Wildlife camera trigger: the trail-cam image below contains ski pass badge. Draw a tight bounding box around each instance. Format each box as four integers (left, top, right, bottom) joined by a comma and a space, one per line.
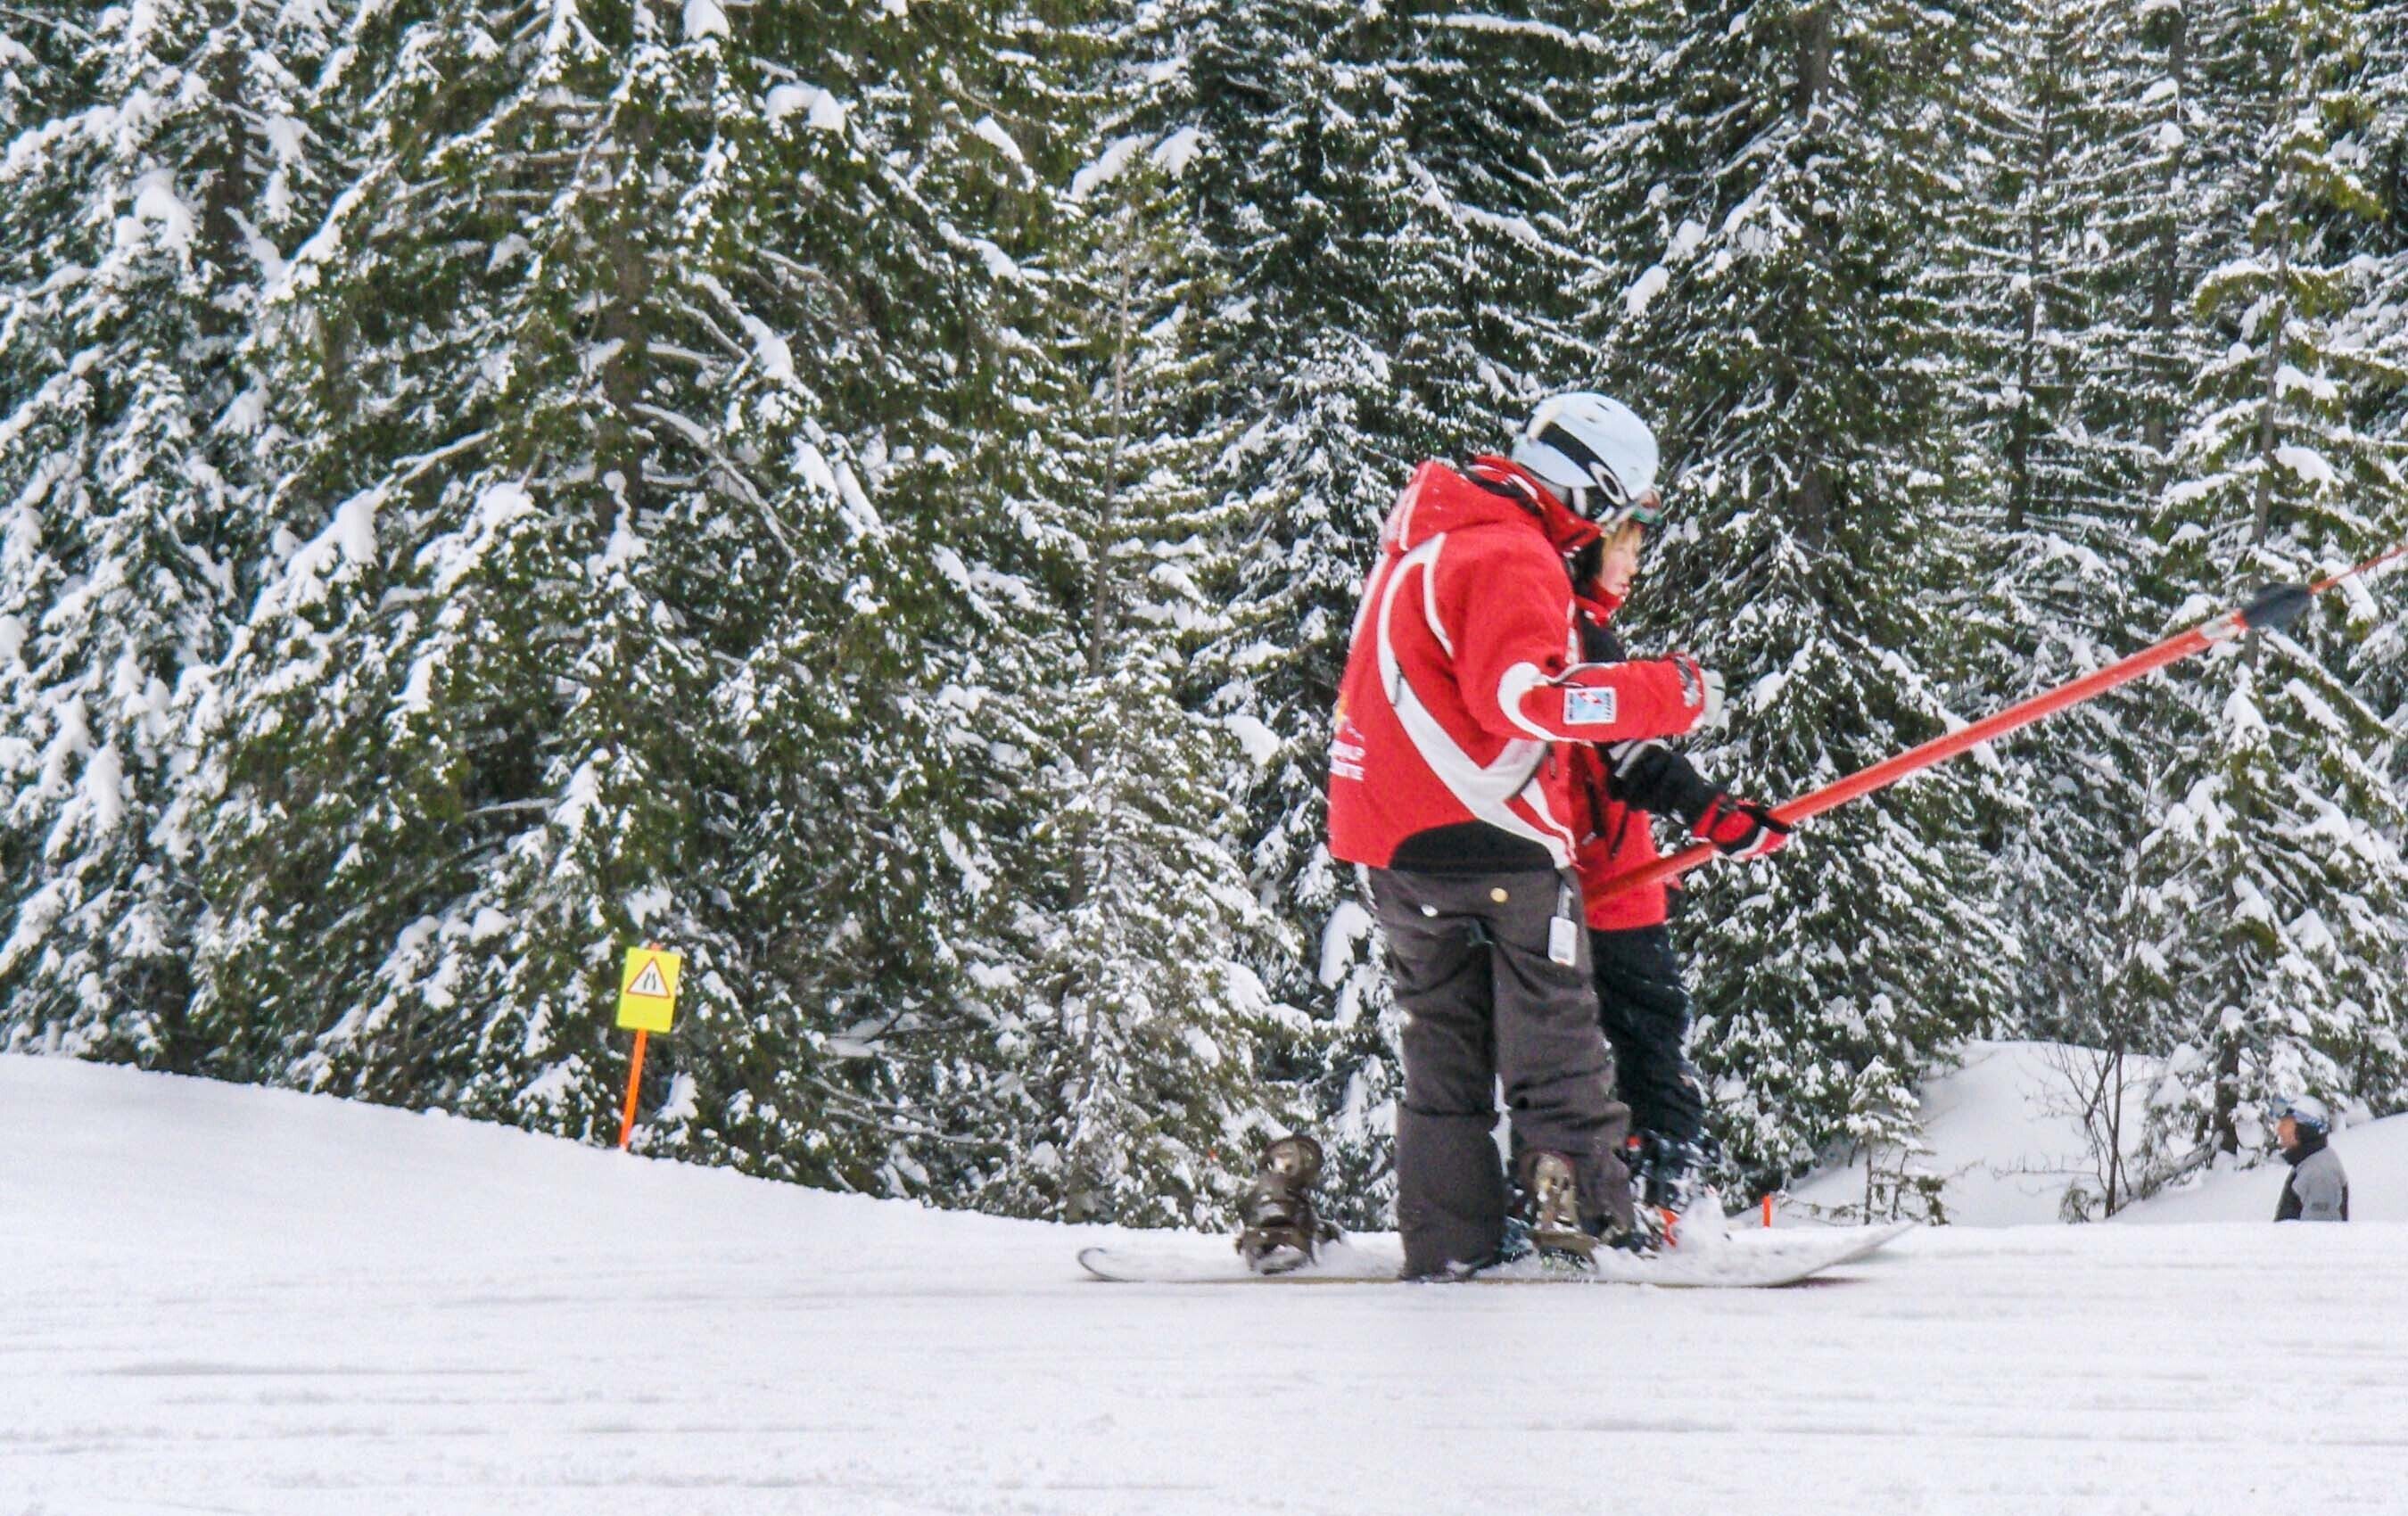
1563, 687, 1618, 726
1548, 915, 1579, 967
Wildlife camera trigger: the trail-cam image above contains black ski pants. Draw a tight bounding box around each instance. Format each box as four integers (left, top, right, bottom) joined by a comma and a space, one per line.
1591, 923, 1704, 1146
1369, 866, 1635, 1276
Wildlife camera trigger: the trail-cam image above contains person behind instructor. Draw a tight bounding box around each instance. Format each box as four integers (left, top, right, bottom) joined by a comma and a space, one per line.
1563, 511, 1791, 1228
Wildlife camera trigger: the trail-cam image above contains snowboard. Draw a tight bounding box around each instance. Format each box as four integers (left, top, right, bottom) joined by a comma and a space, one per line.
1077, 1222, 1911, 1289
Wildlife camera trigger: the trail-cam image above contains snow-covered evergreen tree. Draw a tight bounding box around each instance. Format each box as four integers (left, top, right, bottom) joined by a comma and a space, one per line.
1956, 0, 2113, 521
0, 0, 339, 1063
2090, 0, 2246, 484
1008, 112, 1300, 1224
2130, 0, 2408, 1174
700, 0, 1207, 1205
2330, 4, 2408, 740
187, 0, 848, 1144
2062, 0, 2253, 1102
1587, 0, 2014, 1191
1949, 0, 2165, 1049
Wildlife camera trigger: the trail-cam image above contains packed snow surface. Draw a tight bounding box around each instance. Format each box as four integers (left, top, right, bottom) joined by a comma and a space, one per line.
10, 1055, 2408, 1515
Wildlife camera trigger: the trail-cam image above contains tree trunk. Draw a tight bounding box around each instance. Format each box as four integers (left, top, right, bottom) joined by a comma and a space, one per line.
198, 11, 258, 338
2008, 10, 2067, 532
1794, 4, 1832, 121
2212, 1028, 2241, 1155
2142, 6, 2189, 470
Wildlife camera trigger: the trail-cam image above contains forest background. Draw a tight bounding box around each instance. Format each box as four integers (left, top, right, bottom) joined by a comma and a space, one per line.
4, 0, 2404, 1228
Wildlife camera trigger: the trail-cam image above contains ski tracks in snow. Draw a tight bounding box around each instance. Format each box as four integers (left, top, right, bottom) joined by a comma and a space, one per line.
7, 1057, 2408, 1515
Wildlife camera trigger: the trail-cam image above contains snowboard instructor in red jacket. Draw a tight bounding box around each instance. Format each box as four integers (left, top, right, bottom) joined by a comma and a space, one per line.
1325, 391, 1721, 1278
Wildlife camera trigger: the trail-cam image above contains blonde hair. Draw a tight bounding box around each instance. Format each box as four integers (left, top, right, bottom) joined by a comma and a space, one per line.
1605, 519, 1646, 556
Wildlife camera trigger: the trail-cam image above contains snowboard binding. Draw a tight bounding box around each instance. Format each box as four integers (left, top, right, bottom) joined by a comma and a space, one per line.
1522, 1150, 1599, 1265
1514, 1149, 1663, 1267
1235, 1134, 1339, 1275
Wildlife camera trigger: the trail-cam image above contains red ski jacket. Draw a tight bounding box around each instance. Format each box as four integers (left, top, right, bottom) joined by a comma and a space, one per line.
1326, 457, 1712, 872
1572, 589, 1669, 930
1569, 591, 1726, 930
1569, 747, 1669, 930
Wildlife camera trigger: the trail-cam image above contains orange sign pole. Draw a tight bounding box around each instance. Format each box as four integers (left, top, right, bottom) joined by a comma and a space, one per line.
617, 1028, 649, 1150
1761, 1192, 1775, 1229
611, 942, 682, 1152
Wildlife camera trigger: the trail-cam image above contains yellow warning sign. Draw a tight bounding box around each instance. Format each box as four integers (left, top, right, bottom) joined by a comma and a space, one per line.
615, 946, 682, 1033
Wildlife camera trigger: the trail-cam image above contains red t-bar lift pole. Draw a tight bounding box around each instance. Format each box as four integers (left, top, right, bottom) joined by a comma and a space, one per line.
1591, 545, 2408, 903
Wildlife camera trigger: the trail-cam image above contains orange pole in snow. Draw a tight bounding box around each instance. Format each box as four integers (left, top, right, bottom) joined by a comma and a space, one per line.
1762, 1193, 1774, 1229
617, 1028, 649, 1150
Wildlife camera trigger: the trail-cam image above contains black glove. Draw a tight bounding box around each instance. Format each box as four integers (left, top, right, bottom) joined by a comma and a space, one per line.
1604, 739, 1719, 821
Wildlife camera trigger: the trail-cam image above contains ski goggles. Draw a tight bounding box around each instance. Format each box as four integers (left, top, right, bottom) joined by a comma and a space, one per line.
1602, 489, 1664, 531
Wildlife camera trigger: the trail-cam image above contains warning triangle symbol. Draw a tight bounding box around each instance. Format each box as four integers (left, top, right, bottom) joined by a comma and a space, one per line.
629, 959, 670, 998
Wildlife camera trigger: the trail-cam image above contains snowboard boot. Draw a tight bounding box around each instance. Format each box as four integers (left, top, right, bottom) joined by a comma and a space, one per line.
1624, 1131, 1719, 1249
1234, 1134, 1335, 1274
1521, 1150, 1597, 1265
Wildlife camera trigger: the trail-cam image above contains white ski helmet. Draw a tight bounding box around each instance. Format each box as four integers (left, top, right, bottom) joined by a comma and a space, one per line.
1511, 391, 1662, 524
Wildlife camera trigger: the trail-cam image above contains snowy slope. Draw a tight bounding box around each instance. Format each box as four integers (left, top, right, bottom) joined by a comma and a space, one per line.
10, 1055, 2408, 1516
1777, 1038, 2407, 1229
1784, 1040, 2157, 1225
2120, 1111, 2408, 1224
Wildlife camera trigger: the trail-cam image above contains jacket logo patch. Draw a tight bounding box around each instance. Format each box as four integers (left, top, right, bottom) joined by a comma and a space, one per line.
1564, 687, 1618, 726
1330, 737, 1365, 782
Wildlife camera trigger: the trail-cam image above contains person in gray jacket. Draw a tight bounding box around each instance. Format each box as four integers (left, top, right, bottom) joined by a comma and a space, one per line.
2272, 1095, 2349, 1222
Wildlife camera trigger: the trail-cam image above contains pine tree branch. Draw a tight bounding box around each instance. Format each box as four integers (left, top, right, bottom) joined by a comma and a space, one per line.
800, 1072, 1002, 1150
625, 402, 799, 561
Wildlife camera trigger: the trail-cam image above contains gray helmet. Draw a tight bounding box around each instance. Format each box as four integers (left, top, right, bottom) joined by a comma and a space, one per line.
2271, 1094, 2331, 1136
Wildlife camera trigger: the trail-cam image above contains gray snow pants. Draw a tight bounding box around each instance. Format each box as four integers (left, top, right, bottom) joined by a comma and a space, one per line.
1369, 866, 1636, 1277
